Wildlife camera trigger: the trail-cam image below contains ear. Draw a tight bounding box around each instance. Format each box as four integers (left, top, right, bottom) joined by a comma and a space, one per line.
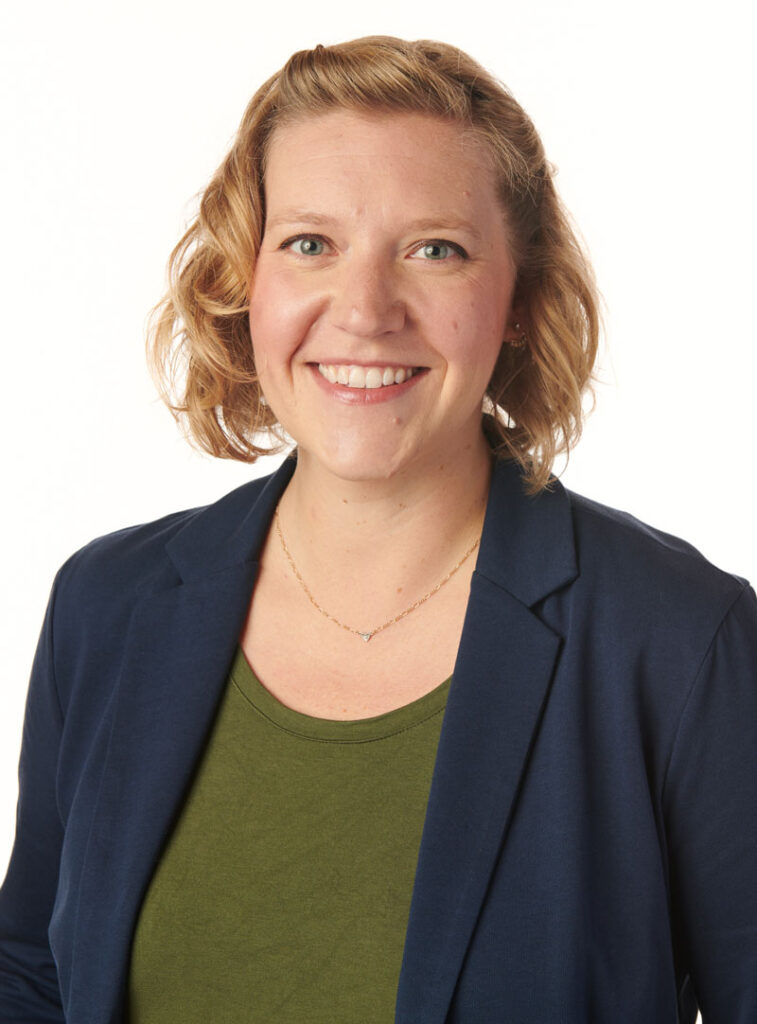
502, 298, 526, 343
502, 305, 528, 348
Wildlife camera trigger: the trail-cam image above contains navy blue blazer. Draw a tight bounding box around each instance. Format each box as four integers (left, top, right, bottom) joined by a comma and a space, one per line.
1, 457, 756, 1023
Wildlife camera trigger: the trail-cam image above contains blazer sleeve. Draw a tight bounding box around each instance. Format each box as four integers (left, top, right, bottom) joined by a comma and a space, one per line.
0, 571, 66, 1021
663, 583, 757, 1024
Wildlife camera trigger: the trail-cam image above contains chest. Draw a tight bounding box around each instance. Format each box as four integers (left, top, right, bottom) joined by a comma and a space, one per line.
239, 557, 473, 720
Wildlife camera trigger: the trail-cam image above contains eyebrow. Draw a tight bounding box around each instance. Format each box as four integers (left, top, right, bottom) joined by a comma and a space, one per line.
265, 209, 483, 241
265, 210, 334, 230
404, 217, 483, 242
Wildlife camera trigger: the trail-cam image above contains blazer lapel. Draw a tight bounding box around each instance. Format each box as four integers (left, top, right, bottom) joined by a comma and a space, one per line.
395, 461, 578, 1024
65, 460, 295, 1023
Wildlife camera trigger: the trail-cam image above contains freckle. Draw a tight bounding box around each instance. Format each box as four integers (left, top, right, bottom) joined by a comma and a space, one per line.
397, 587, 403, 594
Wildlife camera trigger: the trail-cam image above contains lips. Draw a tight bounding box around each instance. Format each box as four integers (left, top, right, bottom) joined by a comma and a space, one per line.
317, 364, 420, 389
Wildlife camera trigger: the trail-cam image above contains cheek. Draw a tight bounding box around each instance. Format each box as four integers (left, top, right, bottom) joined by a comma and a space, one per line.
251, 272, 329, 374
441, 297, 507, 372
440, 272, 511, 339
248, 271, 309, 369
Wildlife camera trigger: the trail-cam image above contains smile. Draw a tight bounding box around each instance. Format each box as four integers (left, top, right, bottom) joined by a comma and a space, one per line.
317, 364, 420, 389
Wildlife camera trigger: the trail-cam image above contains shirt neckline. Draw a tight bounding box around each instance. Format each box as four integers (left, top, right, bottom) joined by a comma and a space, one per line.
230, 646, 451, 743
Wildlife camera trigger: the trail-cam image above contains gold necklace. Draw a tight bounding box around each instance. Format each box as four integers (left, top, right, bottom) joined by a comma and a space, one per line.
274, 508, 481, 643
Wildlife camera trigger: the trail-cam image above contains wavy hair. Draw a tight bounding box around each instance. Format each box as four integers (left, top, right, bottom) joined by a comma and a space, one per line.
147, 36, 600, 491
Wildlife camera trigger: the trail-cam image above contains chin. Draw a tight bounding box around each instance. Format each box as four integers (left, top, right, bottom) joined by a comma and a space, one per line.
322, 455, 408, 484
300, 436, 424, 484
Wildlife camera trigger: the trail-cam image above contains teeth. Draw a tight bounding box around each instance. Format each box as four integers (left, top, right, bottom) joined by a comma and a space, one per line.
318, 364, 418, 389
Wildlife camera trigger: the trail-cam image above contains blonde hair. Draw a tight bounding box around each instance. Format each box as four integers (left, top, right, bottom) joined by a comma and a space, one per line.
148, 36, 600, 492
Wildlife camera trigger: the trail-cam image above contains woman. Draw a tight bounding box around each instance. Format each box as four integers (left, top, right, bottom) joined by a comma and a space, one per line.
1, 35, 755, 1024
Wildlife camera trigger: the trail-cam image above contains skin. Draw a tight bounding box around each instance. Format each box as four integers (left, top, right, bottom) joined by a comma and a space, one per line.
242, 109, 522, 717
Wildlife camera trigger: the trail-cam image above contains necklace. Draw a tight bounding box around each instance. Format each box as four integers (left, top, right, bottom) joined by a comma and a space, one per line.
274, 508, 481, 643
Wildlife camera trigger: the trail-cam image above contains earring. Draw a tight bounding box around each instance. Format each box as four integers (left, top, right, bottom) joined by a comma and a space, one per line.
508, 322, 528, 349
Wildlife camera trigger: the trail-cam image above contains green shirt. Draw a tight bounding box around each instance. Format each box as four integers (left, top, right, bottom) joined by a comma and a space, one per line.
127, 647, 450, 1022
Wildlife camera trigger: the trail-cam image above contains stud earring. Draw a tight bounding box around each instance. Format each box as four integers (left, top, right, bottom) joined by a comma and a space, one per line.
508, 322, 528, 349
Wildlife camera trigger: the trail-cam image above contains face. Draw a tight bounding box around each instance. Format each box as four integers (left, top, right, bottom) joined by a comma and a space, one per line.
249, 109, 519, 485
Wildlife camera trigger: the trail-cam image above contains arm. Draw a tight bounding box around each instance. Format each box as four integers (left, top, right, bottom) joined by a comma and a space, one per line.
663, 584, 757, 1024
0, 573, 66, 1021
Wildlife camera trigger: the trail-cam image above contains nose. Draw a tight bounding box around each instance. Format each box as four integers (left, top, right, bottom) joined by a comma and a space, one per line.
329, 255, 406, 338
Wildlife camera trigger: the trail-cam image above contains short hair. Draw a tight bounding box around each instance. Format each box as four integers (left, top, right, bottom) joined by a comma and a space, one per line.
147, 36, 600, 492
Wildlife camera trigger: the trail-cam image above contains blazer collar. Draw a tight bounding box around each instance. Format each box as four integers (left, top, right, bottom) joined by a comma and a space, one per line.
165, 454, 577, 603
165, 455, 296, 583
476, 458, 577, 606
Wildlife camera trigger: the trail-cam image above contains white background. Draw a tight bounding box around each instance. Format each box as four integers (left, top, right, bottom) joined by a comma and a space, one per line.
0, 2, 754, 1009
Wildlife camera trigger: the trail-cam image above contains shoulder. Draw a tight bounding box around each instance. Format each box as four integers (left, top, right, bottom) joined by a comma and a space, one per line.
51, 470, 277, 623
564, 486, 750, 644
566, 487, 747, 589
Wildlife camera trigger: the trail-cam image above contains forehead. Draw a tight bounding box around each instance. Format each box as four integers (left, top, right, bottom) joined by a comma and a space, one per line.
262, 109, 500, 219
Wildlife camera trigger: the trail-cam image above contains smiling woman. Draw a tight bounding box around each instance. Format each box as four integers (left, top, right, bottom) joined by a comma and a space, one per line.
148, 38, 597, 496
1, 35, 756, 1024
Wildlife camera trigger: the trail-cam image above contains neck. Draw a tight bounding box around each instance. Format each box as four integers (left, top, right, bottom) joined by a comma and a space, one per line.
275, 439, 492, 610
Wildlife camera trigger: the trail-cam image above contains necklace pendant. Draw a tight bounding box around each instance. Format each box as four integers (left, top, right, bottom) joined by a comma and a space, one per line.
358, 631, 373, 643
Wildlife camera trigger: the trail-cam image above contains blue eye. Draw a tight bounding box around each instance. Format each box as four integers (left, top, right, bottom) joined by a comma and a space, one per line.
413, 240, 466, 261
287, 236, 326, 256
422, 242, 451, 260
